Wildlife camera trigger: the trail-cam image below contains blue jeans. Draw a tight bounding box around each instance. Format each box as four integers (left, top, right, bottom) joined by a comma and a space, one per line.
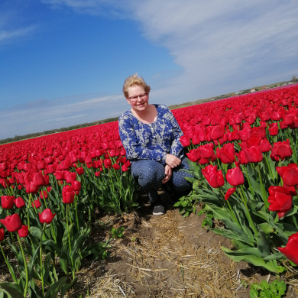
131, 157, 193, 203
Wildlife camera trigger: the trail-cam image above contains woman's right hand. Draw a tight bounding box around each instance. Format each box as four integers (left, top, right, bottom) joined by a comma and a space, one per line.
165, 154, 181, 168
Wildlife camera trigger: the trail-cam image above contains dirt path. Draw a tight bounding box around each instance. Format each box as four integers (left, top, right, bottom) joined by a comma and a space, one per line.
68, 190, 298, 298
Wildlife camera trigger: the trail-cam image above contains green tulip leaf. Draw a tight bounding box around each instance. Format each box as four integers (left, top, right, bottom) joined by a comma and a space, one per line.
257, 231, 271, 258
263, 252, 285, 261
60, 277, 78, 297
44, 276, 68, 298
0, 283, 23, 298
27, 245, 40, 280
43, 253, 52, 285
258, 223, 274, 234
29, 226, 42, 240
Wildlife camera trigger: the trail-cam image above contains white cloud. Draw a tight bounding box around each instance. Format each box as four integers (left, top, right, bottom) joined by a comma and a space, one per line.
42, 0, 298, 103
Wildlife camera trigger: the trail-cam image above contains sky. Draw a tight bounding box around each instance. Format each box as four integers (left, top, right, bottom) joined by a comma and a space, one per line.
1, 0, 298, 140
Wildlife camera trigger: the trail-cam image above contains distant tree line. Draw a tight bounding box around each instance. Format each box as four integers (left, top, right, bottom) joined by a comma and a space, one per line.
0, 116, 119, 145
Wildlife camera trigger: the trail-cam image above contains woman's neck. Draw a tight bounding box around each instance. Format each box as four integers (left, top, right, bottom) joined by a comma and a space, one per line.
131, 104, 157, 124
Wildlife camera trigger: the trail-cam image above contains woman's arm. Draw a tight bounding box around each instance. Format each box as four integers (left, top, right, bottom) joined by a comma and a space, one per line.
168, 110, 184, 157
118, 113, 166, 163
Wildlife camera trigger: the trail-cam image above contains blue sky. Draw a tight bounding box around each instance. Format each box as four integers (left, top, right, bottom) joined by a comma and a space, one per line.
1, 0, 298, 139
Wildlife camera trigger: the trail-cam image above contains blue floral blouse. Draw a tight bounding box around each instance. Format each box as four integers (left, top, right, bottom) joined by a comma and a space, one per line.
118, 104, 184, 164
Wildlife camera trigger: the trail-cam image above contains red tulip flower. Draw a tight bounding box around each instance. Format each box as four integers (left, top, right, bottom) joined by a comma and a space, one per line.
18, 225, 29, 238
104, 159, 112, 169
25, 181, 39, 194
32, 199, 41, 209
276, 163, 298, 186
225, 187, 236, 200
55, 171, 65, 180
39, 190, 48, 199
242, 146, 263, 163
211, 125, 224, 140
1, 196, 15, 209
226, 167, 244, 186
260, 139, 272, 152
112, 164, 120, 170
39, 209, 56, 224
202, 165, 225, 188
0, 228, 4, 242
0, 214, 22, 232
270, 139, 292, 161
268, 186, 292, 218
71, 180, 81, 191
76, 167, 84, 175
122, 164, 129, 172
278, 232, 298, 265
62, 185, 75, 204
268, 123, 278, 136
216, 143, 235, 164
180, 135, 191, 147
15, 197, 25, 208
186, 149, 200, 162
33, 172, 46, 186
65, 172, 77, 184
198, 143, 215, 159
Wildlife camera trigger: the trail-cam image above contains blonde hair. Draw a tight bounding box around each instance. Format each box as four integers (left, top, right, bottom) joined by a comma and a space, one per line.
122, 73, 151, 98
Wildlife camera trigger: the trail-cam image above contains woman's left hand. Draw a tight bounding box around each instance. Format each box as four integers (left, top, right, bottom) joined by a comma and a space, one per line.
162, 165, 172, 184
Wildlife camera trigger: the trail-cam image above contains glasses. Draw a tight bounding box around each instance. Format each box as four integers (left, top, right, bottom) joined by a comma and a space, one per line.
128, 93, 148, 102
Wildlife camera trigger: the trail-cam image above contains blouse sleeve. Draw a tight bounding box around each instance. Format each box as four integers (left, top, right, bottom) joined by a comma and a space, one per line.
118, 113, 167, 163
168, 109, 184, 157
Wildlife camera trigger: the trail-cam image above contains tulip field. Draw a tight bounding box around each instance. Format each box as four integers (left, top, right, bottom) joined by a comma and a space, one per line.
0, 84, 298, 297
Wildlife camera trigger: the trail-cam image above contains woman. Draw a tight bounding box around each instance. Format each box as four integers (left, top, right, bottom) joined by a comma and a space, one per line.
118, 74, 193, 215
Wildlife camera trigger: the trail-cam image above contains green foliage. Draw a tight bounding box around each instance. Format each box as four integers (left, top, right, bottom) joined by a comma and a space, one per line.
111, 227, 125, 238
250, 279, 287, 298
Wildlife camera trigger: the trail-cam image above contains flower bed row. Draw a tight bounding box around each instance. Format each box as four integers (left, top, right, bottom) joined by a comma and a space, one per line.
0, 84, 298, 296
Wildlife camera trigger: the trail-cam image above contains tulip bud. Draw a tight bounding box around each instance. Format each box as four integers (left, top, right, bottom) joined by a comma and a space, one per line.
18, 225, 29, 238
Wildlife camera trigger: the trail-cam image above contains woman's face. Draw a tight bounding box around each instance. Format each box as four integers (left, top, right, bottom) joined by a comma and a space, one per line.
126, 85, 149, 112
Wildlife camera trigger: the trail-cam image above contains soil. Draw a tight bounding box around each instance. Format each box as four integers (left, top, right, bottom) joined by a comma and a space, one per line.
66, 189, 298, 298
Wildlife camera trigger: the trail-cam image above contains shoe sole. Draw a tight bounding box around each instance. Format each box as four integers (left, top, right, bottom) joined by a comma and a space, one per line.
153, 211, 165, 215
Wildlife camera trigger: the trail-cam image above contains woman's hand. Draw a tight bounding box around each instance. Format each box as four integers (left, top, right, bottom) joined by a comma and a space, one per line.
165, 154, 181, 168
162, 165, 172, 184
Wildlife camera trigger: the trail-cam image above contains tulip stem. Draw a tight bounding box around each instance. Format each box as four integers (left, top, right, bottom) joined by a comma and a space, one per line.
243, 166, 255, 199
219, 188, 240, 228
238, 186, 258, 237
0, 244, 18, 284
17, 234, 28, 297
256, 164, 269, 208
74, 195, 79, 231
66, 205, 75, 279
40, 224, 46, 296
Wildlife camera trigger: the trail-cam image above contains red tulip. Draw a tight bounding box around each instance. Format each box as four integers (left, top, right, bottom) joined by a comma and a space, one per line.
15, 197, 25, 208
268, 123, 278, 136
276, 163, 298, 186
71, 180, 81, 191
39, 209, 56, 224
278, 231, 298, 265
186, 149, 200, 162
18, 225, 29, 238
65, 172, 77, 184
32, 199, 41, 208
0, 214, 22, 232
122, 164, 129, 172
270, 139, 292, 161
54, 171, 65, 180
242, 146, 263, 163
25, 181, 39, 194
33, 172, 46, 186
62, 185, 75, 204
180, 135, 191, 147
0, 228, 4, 241
216, 143, 235, 164
202, 165, 225, 188
1, 196, 15, 209
95, 171, 101, 177
268, 186, 292, 218
225, 187, 236, 200
226, 167, 244, 186
198, 143, 215, 159
211, 125, 224, 140
76, 167, 84, 175
260, 139, 272, 152
40, 190, 48, 199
